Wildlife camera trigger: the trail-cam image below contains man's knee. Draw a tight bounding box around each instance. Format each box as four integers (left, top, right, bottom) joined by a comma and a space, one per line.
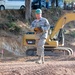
38, 39, 46, 45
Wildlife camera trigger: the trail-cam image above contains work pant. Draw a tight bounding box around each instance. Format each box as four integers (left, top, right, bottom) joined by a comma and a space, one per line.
36, 38, 46, 57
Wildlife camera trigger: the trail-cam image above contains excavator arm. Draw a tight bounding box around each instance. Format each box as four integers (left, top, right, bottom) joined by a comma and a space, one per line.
50, 12, 75, 39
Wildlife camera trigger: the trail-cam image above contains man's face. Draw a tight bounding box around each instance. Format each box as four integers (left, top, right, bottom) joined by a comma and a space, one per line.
35, 14, 42, 19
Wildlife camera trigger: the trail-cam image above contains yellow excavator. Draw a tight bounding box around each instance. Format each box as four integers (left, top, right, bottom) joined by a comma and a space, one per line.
23, 12, 75, 56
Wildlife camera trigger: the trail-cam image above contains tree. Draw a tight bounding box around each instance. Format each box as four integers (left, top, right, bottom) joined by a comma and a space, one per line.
38, 0, 41, 8
25, 0, 31, 21
56, 0, 58, 7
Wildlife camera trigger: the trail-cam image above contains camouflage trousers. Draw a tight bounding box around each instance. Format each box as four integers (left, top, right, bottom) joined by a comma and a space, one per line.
36, 38, 46, 57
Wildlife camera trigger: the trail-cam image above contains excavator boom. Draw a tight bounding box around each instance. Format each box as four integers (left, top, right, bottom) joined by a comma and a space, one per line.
50, 12, 75, 39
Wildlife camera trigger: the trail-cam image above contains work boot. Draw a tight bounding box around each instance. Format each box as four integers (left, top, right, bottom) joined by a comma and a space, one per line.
42, 56, 44, 64
35, 56, 44, 64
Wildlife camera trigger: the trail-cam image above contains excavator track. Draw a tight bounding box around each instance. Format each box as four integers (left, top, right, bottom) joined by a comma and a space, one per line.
26, 47, 73, 56
44, 47, 73, 55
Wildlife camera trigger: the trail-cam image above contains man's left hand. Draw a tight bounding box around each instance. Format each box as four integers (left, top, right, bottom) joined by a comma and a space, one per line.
34, 27, 43, 33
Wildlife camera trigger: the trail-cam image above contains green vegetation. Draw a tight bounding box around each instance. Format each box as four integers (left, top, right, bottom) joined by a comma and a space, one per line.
7, 22, 21, 34
64, 0, 75, 3
7, 14, 17, 22
70, 31, 75, 37
0, 22, 21, 34
49, 7, 63, 24
0, 12, 21, 34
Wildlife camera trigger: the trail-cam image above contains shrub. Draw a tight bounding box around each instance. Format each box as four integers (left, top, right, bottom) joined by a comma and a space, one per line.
7, 15, 17, 22
70, 31, 75, 37
0, 22, 21, 34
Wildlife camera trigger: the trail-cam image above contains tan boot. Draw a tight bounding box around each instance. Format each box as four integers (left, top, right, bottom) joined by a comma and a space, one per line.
35, 56, 44, 64
42, 56, 44, 64
35, 56, 42, 64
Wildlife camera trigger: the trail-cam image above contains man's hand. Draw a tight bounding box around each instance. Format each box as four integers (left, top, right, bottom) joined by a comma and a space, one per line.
34, 27, 43, 33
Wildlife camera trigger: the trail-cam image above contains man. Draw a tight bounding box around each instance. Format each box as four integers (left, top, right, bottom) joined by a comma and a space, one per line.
31, 9, 50, 64
46, 0, 49, 9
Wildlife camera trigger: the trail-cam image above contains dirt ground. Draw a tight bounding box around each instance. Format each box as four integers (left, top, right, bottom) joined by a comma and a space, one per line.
0, 10, 75, 75
0, 55, 75, 75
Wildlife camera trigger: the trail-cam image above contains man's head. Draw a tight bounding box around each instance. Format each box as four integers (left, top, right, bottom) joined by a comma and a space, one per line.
35, 9, 42, 19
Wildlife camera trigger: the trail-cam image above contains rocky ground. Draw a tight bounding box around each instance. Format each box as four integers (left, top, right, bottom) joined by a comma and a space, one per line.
0, 55, 75, 75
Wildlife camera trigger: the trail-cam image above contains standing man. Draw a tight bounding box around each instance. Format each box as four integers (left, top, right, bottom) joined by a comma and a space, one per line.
31, 9, 50, 64
46, 0, 49, 9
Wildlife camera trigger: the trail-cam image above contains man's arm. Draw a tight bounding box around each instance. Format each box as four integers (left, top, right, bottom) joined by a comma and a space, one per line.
41, 19, 50, 32
31, 21, 35, 31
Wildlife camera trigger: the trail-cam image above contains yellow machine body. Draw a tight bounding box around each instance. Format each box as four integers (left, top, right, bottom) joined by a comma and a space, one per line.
23, 33, 58, 47
23, 12, 75, 48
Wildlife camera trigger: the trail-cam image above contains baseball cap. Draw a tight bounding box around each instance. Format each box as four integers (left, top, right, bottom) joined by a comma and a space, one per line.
35, 9, 42, 14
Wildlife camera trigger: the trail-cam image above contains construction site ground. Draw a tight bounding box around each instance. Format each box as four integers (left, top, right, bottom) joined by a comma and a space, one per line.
0, 9, 75, 75
0, 55, 75, 75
